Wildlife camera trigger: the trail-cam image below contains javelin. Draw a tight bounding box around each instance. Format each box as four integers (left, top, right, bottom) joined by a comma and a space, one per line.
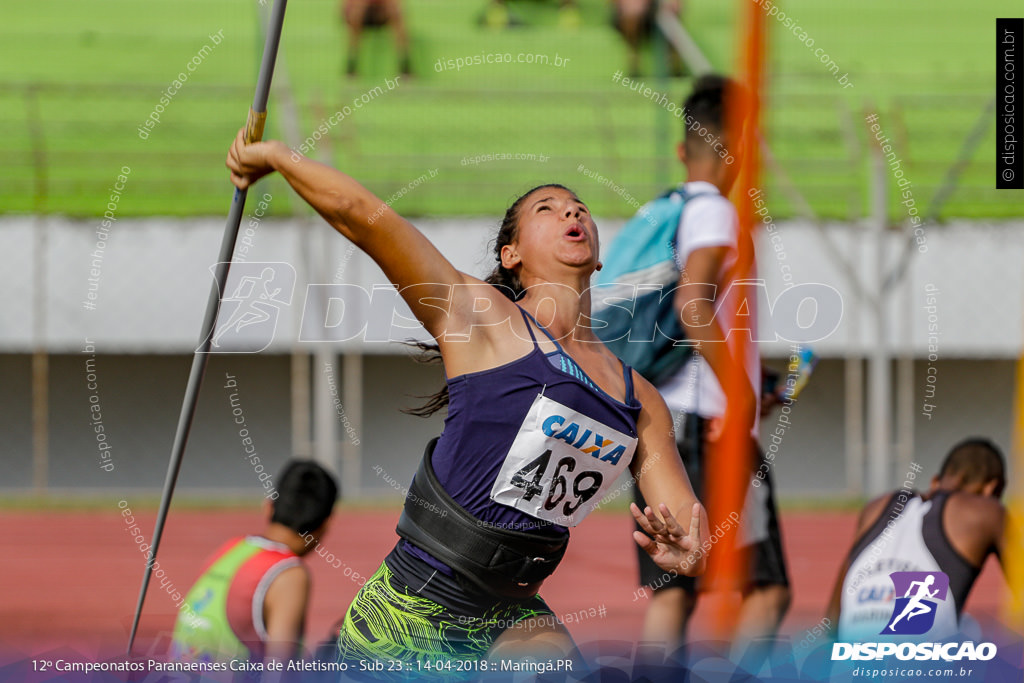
126, 0, 290, 654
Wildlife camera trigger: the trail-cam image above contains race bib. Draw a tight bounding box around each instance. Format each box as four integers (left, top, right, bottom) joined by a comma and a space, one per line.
490, 394, 638, 527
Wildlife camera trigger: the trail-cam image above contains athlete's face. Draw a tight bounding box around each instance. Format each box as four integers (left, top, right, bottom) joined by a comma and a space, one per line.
500, 187, 599, 279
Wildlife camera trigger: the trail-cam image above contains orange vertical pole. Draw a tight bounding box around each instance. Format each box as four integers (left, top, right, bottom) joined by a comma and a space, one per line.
705, 0, 765, 640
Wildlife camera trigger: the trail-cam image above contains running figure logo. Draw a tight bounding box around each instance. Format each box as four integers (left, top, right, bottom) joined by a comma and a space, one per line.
201, 262, 295, 353
882, 571, 950, 636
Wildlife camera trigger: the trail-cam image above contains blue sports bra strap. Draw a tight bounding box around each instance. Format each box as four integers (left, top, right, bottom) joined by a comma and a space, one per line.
622, 363, 636, 405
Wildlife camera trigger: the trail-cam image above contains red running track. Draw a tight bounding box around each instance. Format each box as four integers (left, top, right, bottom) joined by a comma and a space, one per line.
0, 507, 1005, 659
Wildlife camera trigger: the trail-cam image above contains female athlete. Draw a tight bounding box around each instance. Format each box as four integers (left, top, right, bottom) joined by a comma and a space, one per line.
226, 130, 708, 668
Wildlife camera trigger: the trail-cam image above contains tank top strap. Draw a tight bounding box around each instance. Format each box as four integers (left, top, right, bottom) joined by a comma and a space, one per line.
622, 363, 636, 405
922, 490, 980, 583
516, 306, 540, 347
518, 307, 565, 352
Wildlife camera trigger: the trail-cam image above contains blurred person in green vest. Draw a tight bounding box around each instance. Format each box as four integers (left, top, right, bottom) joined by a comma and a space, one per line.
171, 459, 338, 663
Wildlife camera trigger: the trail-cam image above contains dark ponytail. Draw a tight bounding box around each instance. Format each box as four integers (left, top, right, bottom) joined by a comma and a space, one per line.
404, 184, 575, 417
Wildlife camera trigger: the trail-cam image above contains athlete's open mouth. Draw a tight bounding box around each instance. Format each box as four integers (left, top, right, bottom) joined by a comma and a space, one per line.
564, 224, 586, 241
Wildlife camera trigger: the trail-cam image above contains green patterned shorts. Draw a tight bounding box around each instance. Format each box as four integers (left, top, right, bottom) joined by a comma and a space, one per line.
336, 560, 554, 673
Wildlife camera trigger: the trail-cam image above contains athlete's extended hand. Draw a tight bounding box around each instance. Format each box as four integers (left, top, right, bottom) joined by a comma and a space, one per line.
226, 128, 284, 190
631, 501, 706, 577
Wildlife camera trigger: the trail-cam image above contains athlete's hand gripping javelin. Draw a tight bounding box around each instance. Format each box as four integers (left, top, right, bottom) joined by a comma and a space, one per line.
227, 129, 280, 190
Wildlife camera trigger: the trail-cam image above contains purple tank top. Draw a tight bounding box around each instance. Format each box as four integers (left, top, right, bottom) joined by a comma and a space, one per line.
406, 305, 641, 568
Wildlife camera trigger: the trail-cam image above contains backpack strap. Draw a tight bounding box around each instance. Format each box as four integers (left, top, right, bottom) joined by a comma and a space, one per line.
673, 185, 718, 203
667, 185, 719, 267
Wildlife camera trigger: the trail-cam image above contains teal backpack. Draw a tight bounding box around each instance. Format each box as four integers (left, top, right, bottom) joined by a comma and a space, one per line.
592, 186, 710, 385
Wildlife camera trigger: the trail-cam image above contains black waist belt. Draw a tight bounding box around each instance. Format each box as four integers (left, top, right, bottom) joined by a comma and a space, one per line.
395, 438, 570, 600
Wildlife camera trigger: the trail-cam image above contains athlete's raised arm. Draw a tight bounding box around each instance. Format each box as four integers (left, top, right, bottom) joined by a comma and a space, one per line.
225, 130, 491, 338
630, 375, 710, 577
